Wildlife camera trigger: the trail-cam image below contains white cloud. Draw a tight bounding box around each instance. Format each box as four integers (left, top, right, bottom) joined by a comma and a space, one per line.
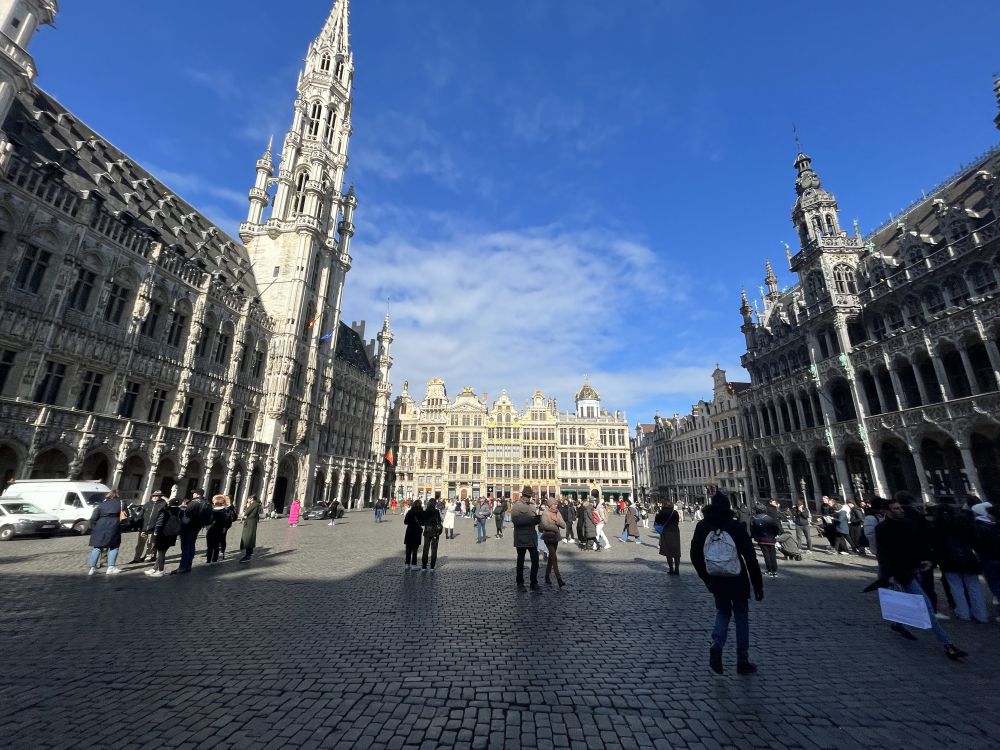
343, 209, 732, 419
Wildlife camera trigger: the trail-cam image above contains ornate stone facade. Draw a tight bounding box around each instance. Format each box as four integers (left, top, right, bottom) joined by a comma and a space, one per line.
0, 1, 392, 510
637, 368, 750, 507
738, 97, 1000, 508
388, 378, 633, 502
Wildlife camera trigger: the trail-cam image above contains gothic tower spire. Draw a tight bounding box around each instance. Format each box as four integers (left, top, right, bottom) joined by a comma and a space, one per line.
994, 74, 1000, 131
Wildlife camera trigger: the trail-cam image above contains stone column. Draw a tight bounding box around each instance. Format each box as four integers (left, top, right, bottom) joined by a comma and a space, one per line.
872, 372, 889, 414
352, 473, 363, 508
786, 454, 801, 504
930, 353, 953, 401
764, 459, 778, 500
834, 454, 853, 501
868, 451, 889, 499
795, 396, 808, 432
887, 366, 906, 410
910, 361, 930, 405
908, 444, 933, 508
958, 348, 979, 395
807, 458, 823, 513
956, 442, 985, 501
334, 469, 345, 506
982, 339, 1000, 388
747, 459, 760, 505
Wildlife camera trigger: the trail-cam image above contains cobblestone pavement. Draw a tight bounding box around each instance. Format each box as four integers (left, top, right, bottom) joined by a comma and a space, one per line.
2, 511, 998, 750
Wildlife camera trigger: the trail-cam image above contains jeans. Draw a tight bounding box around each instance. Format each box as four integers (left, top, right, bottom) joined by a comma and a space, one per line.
178, 529, 198, 570
794, 524, 812, 550
516, 546, 539, 585
475, 517, 487, 542
421, 536, 439, 569
375, 509, 384, 523
595, 522, 610, 549
89, 547, 119, 568
983, 559, 1000, 604
942, 571, 989, 622
711, 592, 750, 662
899, 577, 951, 644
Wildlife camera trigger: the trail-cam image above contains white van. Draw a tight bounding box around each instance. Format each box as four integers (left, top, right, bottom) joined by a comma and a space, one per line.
1, 480, 113, 534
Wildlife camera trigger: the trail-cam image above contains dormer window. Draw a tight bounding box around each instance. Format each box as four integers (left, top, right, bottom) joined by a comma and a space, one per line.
320, 53, 331, 72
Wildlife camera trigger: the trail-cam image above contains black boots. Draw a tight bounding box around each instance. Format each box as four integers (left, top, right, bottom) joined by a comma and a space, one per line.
709, 644, 723, 675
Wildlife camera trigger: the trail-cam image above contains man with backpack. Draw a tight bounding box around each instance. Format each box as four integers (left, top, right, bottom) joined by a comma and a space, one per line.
174, 490, 210, 574
690, 490, 764, 676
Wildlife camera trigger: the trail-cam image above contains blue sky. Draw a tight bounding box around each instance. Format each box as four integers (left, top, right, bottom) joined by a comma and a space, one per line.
33, 1, 1000, 423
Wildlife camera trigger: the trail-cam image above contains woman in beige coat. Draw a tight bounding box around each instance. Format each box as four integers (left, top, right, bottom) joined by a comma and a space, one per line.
540, 499, 567, 587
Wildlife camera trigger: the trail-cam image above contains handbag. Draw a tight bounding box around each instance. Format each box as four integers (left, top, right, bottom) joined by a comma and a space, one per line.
878, 586, 932, 629
653, 523, 664, 535
619, 528, 629, 542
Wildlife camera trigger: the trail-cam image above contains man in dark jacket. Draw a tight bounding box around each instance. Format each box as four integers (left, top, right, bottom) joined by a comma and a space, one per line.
690, 491, 764, 675
510, 485, 542, 592
174, 490, 205, 574
875, 499, 966, 660
129, 490, 166, 564
793, 501, 813, 552
559, 499, 576, 543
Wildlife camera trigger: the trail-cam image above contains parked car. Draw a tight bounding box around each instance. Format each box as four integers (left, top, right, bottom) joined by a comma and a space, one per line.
0, 501, 62, 541
303, 504, 331, 521
1, 479, 111, 534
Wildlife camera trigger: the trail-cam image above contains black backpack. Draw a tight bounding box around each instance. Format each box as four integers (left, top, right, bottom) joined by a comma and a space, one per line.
162, 509, 181, 537
195, 498, 214, 527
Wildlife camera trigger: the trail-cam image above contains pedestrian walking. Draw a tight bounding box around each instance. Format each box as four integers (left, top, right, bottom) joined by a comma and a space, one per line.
443, 498, 456, 539
493, 496, 506, 538
875, 498, 967, 660
390, 497, 398, 515
239, 495, 262, 563
129, 490, 166, 564
375, 497, 386, 523
219, 495, 236, 559
690, 491, 764, 675
847, 500, 866, 555
654, 501, 681, 574
539, 498, 566, 587
474, 496, 491, 543
144, 497, 181, 578
620, 498, 641, 543
287, 498, 301, 527
421, 499, 442, 572
87, 491, 124, 576
205, 494, 232, 564
511, 485, 542, 592
792, 501, 813, 552
579, 498, 598, 550
593, 491, 611, 550
974, 503, 1000, 621
933, 503, 988, 623
560, 498, 576, 543
751, 506, 781, 577
404, 499, 423, 570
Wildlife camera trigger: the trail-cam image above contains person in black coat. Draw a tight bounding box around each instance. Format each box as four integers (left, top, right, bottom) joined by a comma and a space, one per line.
420, 500, 443, 572
205, 495, 233, 565
751, 506, 781, 577
654, 501, 681, 574
690, 491, 764, 675
559, 499, 577, 543
875, 499, 966, 660
87, 492, 124, 576
145, 498, 182, 577
128, 491, 166, 564
403, 499, 423, 570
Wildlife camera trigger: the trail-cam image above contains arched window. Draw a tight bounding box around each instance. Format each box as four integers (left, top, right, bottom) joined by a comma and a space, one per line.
811, 216, 822, 236
324, 109, 337, 145
885, 305, 904, 331
805, 272, 826, 303
923, 285, 945, 314
320, 53, 331, 72
825, 214, 836, 234
870, 313, 885, 338
307, 101, 323, 138
335, 60, 344, 79
833, 264, 857, 294
968, 263, 998, 295
293, 171, 308, 215
944, 276, 968, 307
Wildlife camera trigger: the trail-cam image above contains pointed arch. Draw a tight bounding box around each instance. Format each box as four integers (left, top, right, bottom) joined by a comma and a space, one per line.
832, 264, 857, 294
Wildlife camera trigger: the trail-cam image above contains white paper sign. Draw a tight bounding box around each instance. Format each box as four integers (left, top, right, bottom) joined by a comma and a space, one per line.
878, 588, 932, 630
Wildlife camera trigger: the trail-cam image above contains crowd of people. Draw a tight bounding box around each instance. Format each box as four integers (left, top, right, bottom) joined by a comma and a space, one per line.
85, 489, 264, 577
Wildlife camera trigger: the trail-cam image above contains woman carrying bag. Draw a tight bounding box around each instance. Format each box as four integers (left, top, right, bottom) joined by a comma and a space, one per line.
655, 501, 682, 575
87, 491, 124, 576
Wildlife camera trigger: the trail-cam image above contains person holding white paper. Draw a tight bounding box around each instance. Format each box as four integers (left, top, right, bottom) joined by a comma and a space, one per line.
875, 500, 967, 661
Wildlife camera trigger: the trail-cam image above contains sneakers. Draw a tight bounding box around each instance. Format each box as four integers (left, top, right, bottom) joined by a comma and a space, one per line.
737, 661, 758, 675
105, 567, 122, 575
934, 612, 951, 621
405, 564, 411, 570
421, 568, 428, 573
429, 568, 435, 574
529, 583, 542, 593
144, 569, 157, 576
709, 644, 723, 675
87, 567, 97, 576
148, 570, 164, 578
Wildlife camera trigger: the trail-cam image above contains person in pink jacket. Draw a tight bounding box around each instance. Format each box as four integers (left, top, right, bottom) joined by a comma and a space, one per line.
288, 498, 301, 527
